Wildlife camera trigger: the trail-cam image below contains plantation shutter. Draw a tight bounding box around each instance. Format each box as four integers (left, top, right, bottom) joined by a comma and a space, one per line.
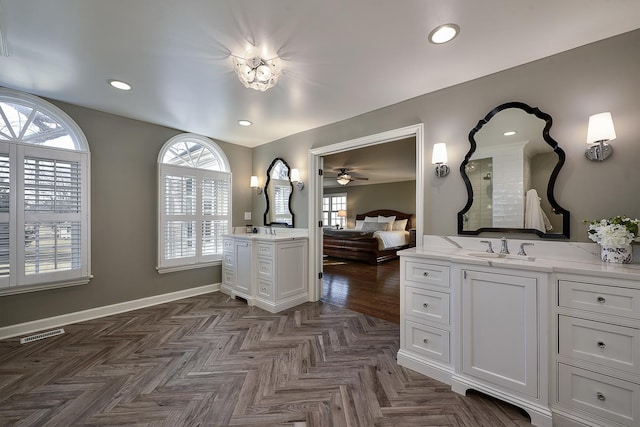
21, 147, 87, 286
158, 164, 230, 269
201, 172, 230, 258
0, 153, 9, 286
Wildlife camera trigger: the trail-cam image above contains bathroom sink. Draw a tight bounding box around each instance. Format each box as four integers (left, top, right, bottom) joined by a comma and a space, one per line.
466, 252, 504, 258
466, 252, 537, 262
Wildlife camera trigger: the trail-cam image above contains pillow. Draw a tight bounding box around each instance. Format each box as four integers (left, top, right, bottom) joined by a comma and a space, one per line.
354, 220, 365, 230
378, 215, 396, 229
392, 218, 408, 231
364, 216, 378, 223
362, 221, 390, 231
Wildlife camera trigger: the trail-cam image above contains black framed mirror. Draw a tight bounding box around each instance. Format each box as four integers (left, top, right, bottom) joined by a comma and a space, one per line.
458, 101, 570, 239
263, 157, 294, 227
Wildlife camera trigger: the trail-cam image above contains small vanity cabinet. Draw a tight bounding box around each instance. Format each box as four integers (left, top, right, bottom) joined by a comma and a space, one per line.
554, 273, 640, 427
222, 234, 308, 313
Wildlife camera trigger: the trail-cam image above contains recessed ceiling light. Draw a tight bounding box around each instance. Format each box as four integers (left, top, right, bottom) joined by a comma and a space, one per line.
107, 79, 132, 91
238, 120, 252, 126
428, 24, 460, 44
503, 131, 517, 136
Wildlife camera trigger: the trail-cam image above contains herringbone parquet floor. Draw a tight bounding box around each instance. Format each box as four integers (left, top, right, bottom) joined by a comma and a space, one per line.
0, 293, 531, 426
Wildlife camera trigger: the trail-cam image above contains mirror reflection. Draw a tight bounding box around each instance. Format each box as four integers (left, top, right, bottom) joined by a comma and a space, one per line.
264, 158, 294, 227
458, 102, 570, 239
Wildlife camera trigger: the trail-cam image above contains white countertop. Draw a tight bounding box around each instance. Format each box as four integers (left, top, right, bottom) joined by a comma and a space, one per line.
225, 227, 308, 241
400, 235, 640, 281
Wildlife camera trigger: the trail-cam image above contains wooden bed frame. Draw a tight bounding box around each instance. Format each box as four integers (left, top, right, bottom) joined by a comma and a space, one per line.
322, 209, 413, 264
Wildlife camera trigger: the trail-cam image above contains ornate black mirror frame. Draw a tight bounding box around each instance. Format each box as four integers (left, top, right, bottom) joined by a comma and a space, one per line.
457, 101, 570, 239
263, 157, 295, 227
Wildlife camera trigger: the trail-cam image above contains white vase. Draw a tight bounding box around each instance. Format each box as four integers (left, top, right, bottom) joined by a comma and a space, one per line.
600, 245, 633, 264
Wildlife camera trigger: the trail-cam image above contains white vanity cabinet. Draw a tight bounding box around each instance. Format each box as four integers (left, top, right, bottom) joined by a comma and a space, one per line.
221, 235, 308, 313
398, 251, 552, 427
554, 273, 640, 427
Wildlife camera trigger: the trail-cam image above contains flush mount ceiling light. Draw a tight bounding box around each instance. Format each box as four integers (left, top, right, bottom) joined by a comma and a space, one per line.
232, 47, 281, 92
238, 120, 252, 126
428, 23, 460, 44
504, 131, 517, 136
107, 79, 132, 91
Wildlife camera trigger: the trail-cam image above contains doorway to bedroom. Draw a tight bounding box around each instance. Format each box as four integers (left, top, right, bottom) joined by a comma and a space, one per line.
308, 124, 425, 322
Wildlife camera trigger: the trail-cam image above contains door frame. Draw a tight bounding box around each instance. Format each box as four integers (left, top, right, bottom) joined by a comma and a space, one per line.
307, 123, 425, 301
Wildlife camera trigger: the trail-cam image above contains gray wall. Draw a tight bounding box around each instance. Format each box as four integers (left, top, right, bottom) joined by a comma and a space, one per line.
0, 101, 252, 327
253, 30, 640, 239
325, 181, 416, 229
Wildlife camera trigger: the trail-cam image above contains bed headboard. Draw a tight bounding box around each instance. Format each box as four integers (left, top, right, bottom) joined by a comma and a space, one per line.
355, 209, 414, 231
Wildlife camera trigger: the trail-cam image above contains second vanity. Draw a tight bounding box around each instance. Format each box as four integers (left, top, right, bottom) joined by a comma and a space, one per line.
398, 235, 640, 427
222, 229, 308, 313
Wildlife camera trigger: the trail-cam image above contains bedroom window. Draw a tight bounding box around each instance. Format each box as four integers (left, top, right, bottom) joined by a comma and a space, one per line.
0, 88, 91, 296
323, 193, 347, 228
157, 133, 231, 273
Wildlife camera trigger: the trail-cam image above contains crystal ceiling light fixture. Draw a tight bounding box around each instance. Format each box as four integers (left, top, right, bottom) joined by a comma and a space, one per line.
232, 47, 281, 92
428, 23, 460, 44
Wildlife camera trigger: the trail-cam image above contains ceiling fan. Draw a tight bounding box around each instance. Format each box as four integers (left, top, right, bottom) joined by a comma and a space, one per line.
327, 168, 369, 186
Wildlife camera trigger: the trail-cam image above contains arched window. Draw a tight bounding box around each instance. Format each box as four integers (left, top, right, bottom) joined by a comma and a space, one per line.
0, 88, 91, 294
157, 134, 231, 272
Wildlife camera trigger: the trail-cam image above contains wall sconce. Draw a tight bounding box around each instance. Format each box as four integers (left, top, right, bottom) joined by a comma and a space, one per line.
250, 175, 263, 194
586, 112, 616, 161
432, 143, 450, 177
290, 168, 304, 190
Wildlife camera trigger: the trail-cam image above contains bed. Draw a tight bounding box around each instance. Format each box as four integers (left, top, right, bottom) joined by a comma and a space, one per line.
322, 209, 413, 264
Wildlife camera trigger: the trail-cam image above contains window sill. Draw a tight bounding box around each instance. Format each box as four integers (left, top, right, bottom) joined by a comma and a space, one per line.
156, 260, 221, 274
0, 276, 93, 297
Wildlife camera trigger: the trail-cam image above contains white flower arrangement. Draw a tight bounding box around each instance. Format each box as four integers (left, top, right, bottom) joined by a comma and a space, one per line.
586, 215, 640, 247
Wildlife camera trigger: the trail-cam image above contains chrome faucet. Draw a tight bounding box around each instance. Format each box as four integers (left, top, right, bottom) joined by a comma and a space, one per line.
480, 240, 494, 253
499, 237, 510, 254
518, 242, 534, 256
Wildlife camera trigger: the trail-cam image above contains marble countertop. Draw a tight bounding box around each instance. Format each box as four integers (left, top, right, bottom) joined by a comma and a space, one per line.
399, 235, 640, 281
224, 228, 308, 241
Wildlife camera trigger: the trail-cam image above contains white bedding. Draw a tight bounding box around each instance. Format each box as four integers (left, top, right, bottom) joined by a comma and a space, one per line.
374, 230, 410, 250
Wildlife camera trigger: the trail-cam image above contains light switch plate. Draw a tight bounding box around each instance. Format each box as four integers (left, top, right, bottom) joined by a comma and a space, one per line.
244, 212, 251, 220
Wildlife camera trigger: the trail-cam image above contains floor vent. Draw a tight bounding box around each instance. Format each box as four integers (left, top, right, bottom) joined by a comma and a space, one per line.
20, 328, 65, 344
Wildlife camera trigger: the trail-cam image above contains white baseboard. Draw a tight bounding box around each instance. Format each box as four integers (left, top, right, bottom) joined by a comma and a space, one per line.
0, 283, 220, 341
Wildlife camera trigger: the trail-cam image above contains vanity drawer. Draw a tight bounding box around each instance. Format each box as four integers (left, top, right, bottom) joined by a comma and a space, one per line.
257, 242, 273, 258
402, 261, 450, 289
558, 363, 639, 426
558, 280, 640, 320
223, 268, 234, 286
223, 238, 234, 253
404, 320, 450, 363
223, 252, 234, 268
257, 279, 272, 298
404, 286, 450, 326
559, 315, 640, 374
257, 258, 273, 279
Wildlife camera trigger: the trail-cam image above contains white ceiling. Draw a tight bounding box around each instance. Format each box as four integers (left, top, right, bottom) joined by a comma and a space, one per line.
0, 1, 638, 148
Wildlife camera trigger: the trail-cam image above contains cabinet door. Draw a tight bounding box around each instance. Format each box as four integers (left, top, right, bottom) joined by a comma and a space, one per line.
462, 270, 538, 397
234, 241, 252, 294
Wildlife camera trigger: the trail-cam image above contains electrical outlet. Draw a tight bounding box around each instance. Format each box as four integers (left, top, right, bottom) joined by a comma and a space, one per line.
244, 212, 251, 220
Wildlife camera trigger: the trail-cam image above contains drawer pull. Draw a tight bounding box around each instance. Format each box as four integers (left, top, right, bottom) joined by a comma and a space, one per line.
423, 338, 429, 344
596, 392, 606, 402
422, 272, 429, 277
597, 296, 606, 304
597, 341, 606, 349
422, 303, 429, 309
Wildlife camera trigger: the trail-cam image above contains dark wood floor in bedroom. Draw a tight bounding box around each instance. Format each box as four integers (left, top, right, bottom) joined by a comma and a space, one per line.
321, 257, 401, 323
